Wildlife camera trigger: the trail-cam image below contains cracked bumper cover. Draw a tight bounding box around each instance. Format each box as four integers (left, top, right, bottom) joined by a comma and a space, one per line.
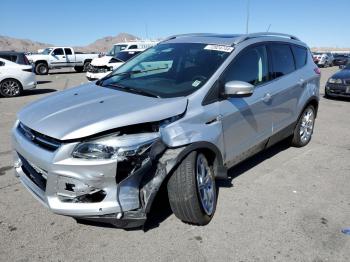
12, 124, 185, 228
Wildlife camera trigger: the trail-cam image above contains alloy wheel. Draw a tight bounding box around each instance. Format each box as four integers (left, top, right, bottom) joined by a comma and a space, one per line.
299, 108, 314, 143
196, 153, 215, 216
1, 80, 20, 97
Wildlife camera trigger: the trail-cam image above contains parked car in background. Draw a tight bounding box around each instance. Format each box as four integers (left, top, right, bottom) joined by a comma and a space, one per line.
0, 57, 36, 97
12, 32, 320, 228
0, 51, 31, 65
325, 63, 350, 98
26, 47, 99, 75
332, 54, 349, 66
313, 52, 334, 67
86, 49, 143, 80
106, 41, 158, 57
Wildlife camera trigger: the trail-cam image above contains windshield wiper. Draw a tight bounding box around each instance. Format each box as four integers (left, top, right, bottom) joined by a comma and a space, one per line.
106, 83, 160, 98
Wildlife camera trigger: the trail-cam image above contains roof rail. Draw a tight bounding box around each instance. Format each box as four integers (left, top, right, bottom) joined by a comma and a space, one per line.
233, 32, 300, 45
160, 33, 217, 43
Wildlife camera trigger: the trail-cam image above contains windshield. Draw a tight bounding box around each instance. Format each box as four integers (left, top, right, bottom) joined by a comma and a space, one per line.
107, 45, 127, 56
114, 51, 141, 62
41, 48, 53, 55
99, 43, 231, 98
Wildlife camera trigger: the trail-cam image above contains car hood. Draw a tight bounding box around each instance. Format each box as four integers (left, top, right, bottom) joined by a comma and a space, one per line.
331, 69, 350, 80
18, 83, 188, 140
91, 56, 113, 66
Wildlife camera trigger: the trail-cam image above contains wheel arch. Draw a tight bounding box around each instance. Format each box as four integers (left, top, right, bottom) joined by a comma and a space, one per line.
0, 77, 23, 88
301, 96, 319, 118
171, 141, 227, 179
35, 60, 48, 66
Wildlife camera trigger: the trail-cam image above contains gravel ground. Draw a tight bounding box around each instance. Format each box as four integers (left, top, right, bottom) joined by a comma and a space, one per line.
0, 67, 349, 262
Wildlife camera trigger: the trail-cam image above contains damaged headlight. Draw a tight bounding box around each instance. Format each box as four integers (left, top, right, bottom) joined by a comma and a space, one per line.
72, 132, 160, 160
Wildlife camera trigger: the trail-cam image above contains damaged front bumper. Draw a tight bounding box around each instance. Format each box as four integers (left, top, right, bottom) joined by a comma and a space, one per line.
12, 122, 183, 228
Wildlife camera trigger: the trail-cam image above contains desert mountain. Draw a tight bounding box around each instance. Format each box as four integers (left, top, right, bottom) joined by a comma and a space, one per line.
0, 33, 139, 53
0, 35, 52, 52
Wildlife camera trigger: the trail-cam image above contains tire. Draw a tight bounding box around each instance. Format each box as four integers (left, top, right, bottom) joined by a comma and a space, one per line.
291, 105, 315, 147
83, 61, 91, 72
35, 62, 48, 75
74, 66, 84, 73
0, 79, 23, 97
324, 89, 330, 99
167, 151, 217, 225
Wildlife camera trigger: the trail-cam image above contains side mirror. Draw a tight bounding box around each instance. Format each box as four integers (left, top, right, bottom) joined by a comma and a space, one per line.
224, 81, 254, 97
339, 65, 345, 69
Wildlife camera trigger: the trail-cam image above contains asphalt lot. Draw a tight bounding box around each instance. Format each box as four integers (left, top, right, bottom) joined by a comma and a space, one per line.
0, 67, 349, 262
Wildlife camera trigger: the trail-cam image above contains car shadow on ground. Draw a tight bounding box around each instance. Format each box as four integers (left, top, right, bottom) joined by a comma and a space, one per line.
48, 71, 84, 75
37, 81, 52, 84
323, 95, 350, 102
22, 89, 57, 96
77, 139, 292, 231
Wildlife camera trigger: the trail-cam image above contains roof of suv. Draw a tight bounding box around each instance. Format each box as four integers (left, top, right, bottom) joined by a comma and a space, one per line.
162, 32, 302, 46
0, 51, 26, 55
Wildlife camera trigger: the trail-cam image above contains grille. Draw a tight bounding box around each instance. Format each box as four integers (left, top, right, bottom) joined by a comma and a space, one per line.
88, 65, 111, 73
19, 154, 47, 191
18, 122, 61, 151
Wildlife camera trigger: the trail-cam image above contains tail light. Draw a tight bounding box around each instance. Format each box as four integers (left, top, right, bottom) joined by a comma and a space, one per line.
23, 55, 30, 65
314, 67, 321, 75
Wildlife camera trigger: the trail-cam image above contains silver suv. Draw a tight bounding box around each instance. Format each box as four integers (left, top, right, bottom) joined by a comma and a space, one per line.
12, 33, 320, 228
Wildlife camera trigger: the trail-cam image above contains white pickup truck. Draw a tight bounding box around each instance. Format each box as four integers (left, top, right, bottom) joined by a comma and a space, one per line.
27, 47, 99, 75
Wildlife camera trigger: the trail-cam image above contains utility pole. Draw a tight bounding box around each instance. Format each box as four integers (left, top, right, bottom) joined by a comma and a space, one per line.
246, 0, 250, 34
266, 24, 271, 32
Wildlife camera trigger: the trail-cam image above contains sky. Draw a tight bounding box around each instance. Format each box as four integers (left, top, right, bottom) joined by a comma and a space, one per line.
0, 0, 349, 48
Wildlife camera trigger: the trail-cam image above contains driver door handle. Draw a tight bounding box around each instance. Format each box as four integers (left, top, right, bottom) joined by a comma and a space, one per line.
262, 93, 272, 103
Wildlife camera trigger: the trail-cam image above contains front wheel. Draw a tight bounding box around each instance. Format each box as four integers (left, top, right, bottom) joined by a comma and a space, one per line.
167, 151, 217, 225
291, 105, 316, 147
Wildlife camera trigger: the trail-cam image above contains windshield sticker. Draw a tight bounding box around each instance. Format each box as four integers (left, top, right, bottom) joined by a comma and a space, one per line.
204, 45, 234, 53
192, 80, 201, 87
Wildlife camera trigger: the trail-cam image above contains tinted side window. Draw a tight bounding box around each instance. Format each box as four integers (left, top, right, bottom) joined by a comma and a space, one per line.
270, 44, 295, 78
223, 45, 269, 86
52, 48, 64, 55
291, 45, 307, 69
128, 45, 138, 49
64, 48, 72, 55
0, 55, 12, 62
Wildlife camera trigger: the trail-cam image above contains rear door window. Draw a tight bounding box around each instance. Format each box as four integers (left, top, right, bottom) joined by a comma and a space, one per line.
270, 44, 295, 78
291, 45, 307, 69
222, 45, 269, 86
64, 48, 72, 55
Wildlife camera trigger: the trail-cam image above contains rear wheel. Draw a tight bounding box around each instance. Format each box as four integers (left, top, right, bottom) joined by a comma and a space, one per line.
35, 62, 48, 75
167, 151, 217, 225
291, 105, 315, 147
74, 66, 84, 73
0, 79, 22, 97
